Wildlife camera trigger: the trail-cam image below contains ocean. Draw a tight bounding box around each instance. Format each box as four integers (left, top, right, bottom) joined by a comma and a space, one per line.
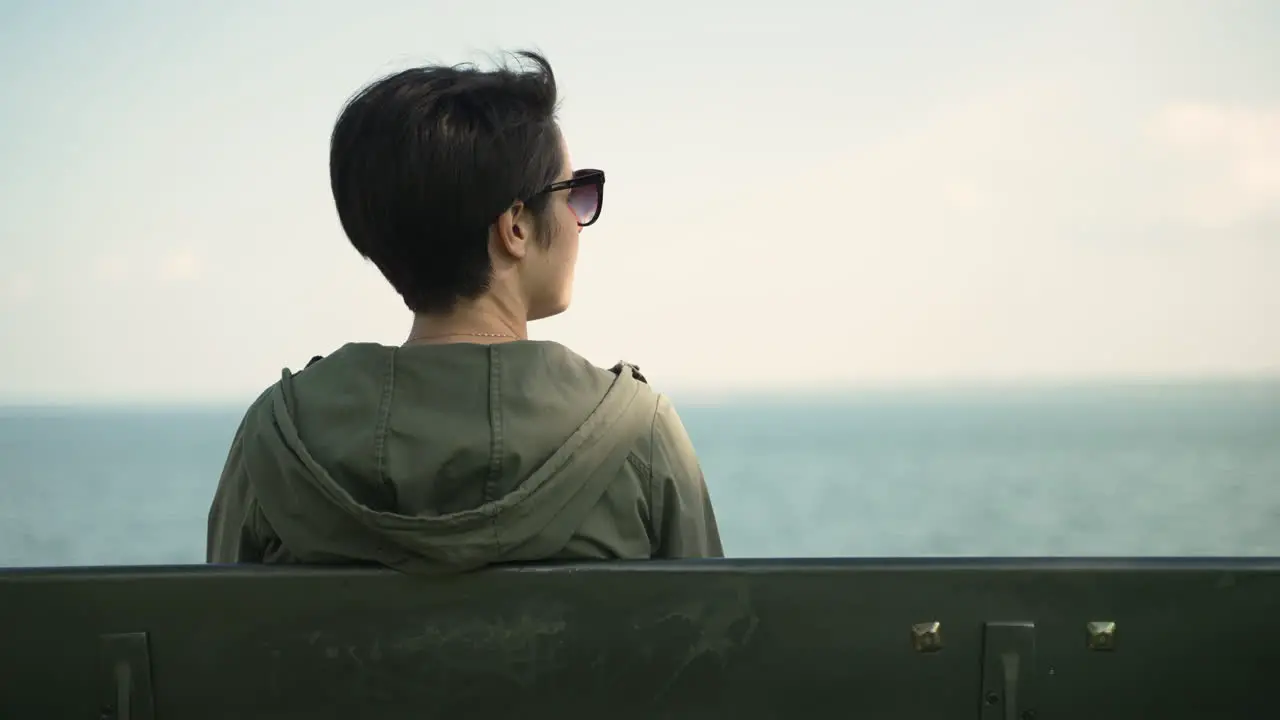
2, 380, 1278, 567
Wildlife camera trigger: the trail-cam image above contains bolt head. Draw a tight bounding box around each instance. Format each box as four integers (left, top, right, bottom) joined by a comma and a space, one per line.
911, 621, 943, 652
1086, 621, 1116, 651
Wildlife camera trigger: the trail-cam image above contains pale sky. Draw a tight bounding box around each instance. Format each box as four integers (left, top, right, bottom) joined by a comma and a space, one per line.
1, 0, 1277, 403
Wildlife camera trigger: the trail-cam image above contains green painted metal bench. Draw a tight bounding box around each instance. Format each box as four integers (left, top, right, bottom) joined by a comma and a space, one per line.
2, 558, 1276, 719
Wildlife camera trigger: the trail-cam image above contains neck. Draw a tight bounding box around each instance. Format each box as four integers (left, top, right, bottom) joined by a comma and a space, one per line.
405, 295, 528, 345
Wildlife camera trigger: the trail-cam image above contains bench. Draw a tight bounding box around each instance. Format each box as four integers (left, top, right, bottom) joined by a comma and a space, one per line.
2, 558, 1277, 718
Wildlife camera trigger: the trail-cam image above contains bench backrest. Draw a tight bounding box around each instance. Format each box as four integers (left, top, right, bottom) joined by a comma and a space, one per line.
2, 558, 1277, 719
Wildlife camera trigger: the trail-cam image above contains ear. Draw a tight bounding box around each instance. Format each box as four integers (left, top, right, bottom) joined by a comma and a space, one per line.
492, 201, 532, 260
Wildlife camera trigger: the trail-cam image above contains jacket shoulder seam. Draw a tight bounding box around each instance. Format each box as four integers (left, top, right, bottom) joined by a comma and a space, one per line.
645, 394, 665, 548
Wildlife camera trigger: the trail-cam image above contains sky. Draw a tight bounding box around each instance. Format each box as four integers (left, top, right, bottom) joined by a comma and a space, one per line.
0, 0, 1277, 403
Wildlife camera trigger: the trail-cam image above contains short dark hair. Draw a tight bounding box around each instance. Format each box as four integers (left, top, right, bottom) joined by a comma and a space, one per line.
329, 50, 564, 314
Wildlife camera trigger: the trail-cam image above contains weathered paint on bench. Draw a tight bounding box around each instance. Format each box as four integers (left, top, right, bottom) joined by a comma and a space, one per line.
2, 558, 1277, 719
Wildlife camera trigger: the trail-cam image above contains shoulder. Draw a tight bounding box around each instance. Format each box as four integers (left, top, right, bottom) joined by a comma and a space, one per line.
648, 394, 697, 471
284, 343, 395, 396
522, 341, 670, 434
233, 383, 279, 440
589, 365, 689, 474
502, 341, 657, 399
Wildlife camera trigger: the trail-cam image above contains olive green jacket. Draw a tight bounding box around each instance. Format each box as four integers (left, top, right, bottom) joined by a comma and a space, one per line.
207, 341, 723, 572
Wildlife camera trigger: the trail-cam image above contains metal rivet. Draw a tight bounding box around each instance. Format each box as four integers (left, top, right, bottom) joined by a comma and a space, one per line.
1086, 621, 1116, 651
911, 621, 943, 652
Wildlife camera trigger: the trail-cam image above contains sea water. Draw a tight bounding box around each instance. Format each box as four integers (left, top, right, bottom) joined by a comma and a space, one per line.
2, 380, 1278, 566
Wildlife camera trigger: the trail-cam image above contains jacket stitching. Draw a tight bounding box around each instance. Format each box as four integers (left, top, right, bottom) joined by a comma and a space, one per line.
372, 347, 397, 506
485, 346, 504, 549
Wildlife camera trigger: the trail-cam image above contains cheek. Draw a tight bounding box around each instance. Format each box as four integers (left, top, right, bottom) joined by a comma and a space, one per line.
559, 206, 580, 258
558, 226, 579, 271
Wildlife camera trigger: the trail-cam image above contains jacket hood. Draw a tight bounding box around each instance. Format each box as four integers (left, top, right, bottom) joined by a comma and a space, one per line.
236, 342, 654, 573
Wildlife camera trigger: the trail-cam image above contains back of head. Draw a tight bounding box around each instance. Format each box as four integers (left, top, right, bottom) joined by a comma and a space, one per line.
329, 51, 564, 314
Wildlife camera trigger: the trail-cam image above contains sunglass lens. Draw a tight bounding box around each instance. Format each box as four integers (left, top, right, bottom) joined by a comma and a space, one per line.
567, 183, 600, 225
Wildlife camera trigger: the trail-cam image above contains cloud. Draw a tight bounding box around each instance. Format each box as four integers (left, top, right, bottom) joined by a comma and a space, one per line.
808, 90, 1280, 246
1150, 102, 1280, 228
93, 255, 133, 283
0, 275, 34, 304
155, 249, 203, 283
807, 82, 1137, 242
91, 251, 206, 285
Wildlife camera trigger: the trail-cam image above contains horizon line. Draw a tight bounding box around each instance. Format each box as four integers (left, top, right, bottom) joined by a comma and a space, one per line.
2, 371, 1278, 410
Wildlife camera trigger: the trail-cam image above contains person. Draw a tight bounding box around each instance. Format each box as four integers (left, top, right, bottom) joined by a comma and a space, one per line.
206, 51, 723, 572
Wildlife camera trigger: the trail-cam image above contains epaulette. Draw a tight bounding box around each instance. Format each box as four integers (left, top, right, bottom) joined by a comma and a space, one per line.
609, 361, 648, 384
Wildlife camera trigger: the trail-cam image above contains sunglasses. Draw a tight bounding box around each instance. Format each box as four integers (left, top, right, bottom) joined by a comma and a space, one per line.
534, 169, 605, 227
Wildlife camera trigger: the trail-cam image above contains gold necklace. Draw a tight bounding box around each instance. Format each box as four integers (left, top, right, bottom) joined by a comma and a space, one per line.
406, 331, 519, 343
